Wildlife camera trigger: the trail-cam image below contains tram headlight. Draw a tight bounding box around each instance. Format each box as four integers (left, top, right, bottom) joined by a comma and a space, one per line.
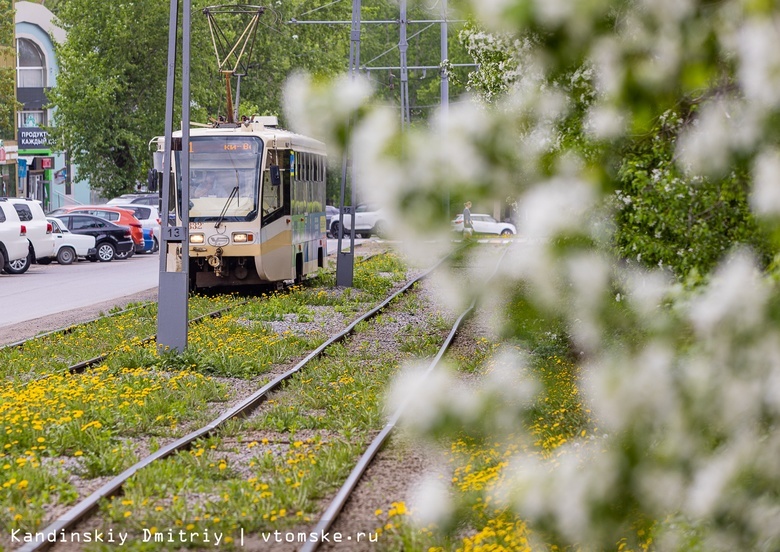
190, 233, 205, 244
232, 232, 254, 243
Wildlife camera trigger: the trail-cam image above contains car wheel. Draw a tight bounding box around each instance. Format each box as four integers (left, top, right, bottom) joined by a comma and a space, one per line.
115, 249, 132, 260
57, 247, 77, 265
37, 257, 52, 265
0, 249, 5, 272
331, 221, 340, 239
4, 248, 32, 274
96, 242, 116, 262
500, 229, 513, 236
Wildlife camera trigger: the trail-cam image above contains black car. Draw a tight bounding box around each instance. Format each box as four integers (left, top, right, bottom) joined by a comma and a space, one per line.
52, 214, 134, 262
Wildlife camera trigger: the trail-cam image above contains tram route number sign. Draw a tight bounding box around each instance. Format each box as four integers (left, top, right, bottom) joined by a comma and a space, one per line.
164, 226, 185, 242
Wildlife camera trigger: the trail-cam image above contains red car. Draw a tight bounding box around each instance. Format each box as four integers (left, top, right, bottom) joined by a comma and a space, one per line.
49, 205, 144, 258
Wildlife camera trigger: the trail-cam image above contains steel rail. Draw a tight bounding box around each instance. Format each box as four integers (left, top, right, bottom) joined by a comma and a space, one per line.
18, 252, 454, 552
299, 245, 510, 552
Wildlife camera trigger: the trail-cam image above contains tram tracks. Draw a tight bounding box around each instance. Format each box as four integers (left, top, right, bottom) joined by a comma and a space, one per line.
13, 249, 458, 552
1, 251, 444, 552
301, 246, 509, 552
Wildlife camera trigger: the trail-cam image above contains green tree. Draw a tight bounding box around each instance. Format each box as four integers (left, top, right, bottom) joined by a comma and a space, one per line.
0, 0, 18, 142
47, 0, 470, 198
48, 0, 179, 197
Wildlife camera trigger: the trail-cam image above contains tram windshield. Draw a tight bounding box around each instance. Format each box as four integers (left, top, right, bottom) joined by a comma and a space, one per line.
175, 136, 263, 222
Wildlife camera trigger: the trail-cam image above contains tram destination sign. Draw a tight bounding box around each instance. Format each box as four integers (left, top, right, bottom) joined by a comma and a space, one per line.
18, 127, 51, 150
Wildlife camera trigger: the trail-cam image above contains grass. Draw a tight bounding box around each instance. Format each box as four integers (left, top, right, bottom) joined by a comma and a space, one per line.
373, 320, 598, 551
60, 261, 452, 550
0, 251, 414, 543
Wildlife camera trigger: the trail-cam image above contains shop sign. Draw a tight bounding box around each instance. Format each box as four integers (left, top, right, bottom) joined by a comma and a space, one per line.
19, 127, 51, 149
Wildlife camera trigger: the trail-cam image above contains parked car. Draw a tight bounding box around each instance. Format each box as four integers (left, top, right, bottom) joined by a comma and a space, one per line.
2, 198, 55, 273
51, 214, 134, 262
325, 205, 339, 238
111, 204, 161, 253
337, 203, 388, 238
107, 193, 159, 206
47, 217, 97, 264
0, 199, 30, 272
49, 205, 144, 257
142, 228, 155, 253
451, 213, 516, 236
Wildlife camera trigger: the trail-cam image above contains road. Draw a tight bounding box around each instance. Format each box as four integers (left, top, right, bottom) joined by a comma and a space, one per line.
0, 253, 160, 329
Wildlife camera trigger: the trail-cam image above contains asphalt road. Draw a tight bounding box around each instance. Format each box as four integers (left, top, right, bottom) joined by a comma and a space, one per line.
0, 252, 160, 329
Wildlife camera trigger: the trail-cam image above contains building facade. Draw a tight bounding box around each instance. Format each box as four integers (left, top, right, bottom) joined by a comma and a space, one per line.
14, 0, 89, 209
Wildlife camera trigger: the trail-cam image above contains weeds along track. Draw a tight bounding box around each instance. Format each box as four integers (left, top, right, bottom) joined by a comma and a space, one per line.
0, 255, 385, 382
0, 296, 244, 382
2, 248, 481, 552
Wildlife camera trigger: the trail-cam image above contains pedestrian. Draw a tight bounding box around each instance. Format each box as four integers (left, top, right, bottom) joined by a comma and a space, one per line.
463, 201, 473, 238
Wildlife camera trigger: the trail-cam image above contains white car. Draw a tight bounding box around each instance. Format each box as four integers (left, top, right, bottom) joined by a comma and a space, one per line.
107, 193, 159, 206
0, 200, 30, 271
339, 203, 388, 238
112, 204, 161, 253
47, 217, 97, 264
451, 213, 516, 236
3, 198, 55, 273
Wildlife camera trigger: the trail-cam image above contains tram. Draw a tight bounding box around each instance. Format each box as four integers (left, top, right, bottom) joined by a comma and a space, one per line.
150, 116, 327, 289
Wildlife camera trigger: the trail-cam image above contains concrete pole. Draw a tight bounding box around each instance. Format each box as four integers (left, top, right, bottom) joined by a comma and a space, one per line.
157, 0, 190, 352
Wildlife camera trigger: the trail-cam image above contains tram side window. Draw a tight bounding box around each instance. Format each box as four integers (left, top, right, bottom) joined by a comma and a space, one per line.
262, 149, 290, 222
262, 171, 282, 215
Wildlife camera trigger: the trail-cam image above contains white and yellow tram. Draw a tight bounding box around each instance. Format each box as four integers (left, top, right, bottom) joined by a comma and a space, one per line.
151, 116, 327, 289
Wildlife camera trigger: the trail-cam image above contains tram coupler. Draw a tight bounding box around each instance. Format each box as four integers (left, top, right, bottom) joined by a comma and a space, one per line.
208, 247, 226, 277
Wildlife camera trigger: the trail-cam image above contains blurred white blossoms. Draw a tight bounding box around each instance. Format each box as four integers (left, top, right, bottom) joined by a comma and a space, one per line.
283, 72, 373, 157
750, 148, 780, 217
281, 0, 780, 547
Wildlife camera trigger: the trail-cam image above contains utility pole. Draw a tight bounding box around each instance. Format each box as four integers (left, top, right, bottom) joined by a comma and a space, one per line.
441, 0, 450, 220
335, 0, 361, 287
157, 0, 191, 352
399, 0, 410, 129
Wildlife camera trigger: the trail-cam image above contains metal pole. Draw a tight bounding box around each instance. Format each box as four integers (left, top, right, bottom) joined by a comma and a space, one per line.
399, 0, 410, 129
157, 0, 190, 352
440, 0, 448, 120
335, 0, 361, 288
441, 0, 449, 221
234, 73, 243, 121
